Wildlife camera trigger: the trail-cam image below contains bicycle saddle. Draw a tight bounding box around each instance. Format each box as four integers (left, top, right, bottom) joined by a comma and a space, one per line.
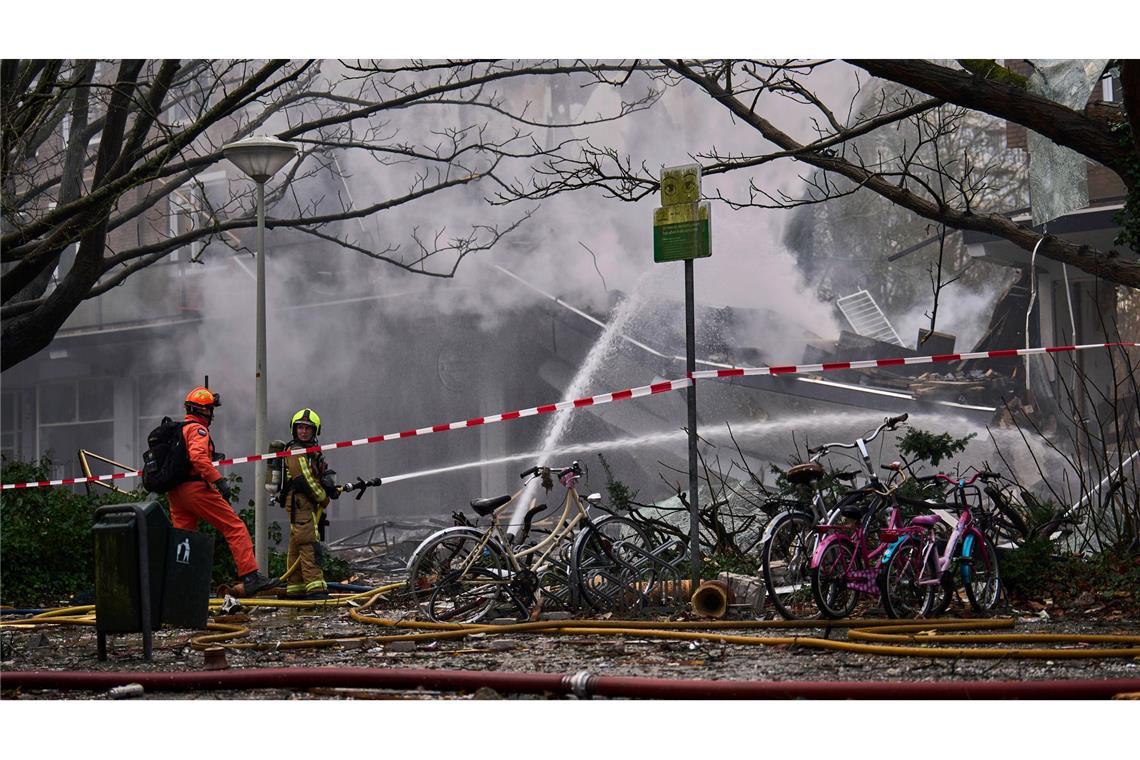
470, 494, 511, 516
908, 514, 941, 528
786, 462, 824, 486
839, 499, 878, 520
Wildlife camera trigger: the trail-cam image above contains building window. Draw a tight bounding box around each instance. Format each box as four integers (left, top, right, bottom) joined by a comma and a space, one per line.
1101, 68, 1121, 103
136, 371, 192, 455
2, 390, 24, 461
36, 378, 115, 478
166, 171, 229, 265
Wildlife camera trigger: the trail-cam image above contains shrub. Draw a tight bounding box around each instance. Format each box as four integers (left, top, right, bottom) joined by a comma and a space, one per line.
1001, 539, 1140, 613
897, 427, 976, 467
598, 454, 637, 511
997, 537, 1057, 594
1, 457, 137, 607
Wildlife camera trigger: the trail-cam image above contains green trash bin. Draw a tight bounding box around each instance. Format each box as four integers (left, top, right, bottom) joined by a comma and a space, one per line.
92, 501, 170, 659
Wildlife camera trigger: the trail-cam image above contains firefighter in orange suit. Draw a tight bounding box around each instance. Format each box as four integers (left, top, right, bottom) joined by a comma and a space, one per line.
280, 408, 335, 599
168, 386, 274, 596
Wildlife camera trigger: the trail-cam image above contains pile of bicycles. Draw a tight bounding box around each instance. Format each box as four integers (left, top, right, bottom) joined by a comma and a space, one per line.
758, 413, 1004, 620
404, 461, 686, 623
402, 415, 1003, 624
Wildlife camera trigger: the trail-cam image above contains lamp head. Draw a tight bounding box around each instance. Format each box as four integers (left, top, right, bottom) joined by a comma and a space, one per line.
221, 135, 298, 182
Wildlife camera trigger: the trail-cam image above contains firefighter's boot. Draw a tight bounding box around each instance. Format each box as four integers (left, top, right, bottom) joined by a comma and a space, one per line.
238, 571, 276, 597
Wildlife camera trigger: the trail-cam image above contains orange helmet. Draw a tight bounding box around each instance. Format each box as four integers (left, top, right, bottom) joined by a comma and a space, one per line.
185, 386, 222, 419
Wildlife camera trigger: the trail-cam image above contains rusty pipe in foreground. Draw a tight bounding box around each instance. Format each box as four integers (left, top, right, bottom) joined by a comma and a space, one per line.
5, 668, 1139, 699
690, 580, 733, 618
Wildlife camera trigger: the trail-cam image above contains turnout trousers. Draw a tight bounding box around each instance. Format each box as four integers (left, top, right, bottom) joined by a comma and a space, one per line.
284, 504, 326, 595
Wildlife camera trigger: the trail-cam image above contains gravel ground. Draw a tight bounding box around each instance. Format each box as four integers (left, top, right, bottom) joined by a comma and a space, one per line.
3, 588, 1139, 700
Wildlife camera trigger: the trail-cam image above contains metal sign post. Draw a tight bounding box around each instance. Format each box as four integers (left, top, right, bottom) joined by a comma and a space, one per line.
684, 259, 699, 589
652, 164, 711, 589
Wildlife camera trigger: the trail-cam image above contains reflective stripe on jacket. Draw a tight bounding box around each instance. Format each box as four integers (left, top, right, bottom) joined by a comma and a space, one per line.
284, 449, 329, 510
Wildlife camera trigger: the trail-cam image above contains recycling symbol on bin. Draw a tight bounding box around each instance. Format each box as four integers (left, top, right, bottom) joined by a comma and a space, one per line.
176, 538, 191, 564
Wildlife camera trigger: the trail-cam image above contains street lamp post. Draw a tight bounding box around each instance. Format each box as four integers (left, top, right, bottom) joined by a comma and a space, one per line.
221, 135, 298, 573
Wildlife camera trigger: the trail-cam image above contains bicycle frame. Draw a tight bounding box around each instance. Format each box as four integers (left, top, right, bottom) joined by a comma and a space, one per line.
807, 414, 911, 593
406, 463, 615, 620
877, 469, 1005, 618
897, 478, 986, 588
440, 475, 594, 573
757, 415, 892, 553
810, 492, 903, 594
497, 484, 596, 575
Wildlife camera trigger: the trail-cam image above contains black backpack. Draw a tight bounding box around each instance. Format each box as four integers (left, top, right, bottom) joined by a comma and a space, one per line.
141, 417, 191, 493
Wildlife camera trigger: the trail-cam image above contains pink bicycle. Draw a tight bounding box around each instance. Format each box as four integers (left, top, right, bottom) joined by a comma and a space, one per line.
806, 415, 913, 619
877, 471, 1003, 618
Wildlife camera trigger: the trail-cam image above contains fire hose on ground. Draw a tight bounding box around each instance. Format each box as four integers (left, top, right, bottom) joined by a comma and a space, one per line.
5, 587, 1140, 661
5, 667, 1138, 699
5, 592, 1140, 698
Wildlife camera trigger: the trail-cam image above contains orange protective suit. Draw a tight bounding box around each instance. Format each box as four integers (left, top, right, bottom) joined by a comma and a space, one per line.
167, 412, 258, 577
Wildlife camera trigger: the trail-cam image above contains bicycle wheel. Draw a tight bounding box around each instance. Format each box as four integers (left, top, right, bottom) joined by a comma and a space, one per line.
929, 579, 954, 616
761, 512, 821, 620
406, 528, 511, 623
961, 529, 1002, 613
811, 537, 862, 619
929, 537, 954, 616
531, 541, 578, 612
572, 515, 656, 613
879, 536, 934, 619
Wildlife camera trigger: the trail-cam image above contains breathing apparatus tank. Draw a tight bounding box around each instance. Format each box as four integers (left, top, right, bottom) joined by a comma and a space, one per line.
265, 440, 287, 496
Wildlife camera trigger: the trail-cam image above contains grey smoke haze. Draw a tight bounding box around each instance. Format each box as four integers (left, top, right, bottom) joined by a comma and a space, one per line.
893, 280, 1010, 354
324, 61, 861, 348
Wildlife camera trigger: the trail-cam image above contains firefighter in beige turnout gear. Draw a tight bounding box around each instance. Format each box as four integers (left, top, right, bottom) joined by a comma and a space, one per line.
280, 408, 335, 599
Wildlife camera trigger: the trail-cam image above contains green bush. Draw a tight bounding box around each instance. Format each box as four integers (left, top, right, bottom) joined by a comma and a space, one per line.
897, 427, 976, 468
1001, 539, 1140, 611
997, 537, 1057, 594
1, 457, 138, 607
597, 454, 637, 511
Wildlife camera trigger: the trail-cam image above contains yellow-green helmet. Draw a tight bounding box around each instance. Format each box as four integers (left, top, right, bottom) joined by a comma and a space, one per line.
291, 408, 322, 437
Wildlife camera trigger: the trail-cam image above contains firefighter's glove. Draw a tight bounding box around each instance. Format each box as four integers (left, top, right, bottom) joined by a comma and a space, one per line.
321, 472, 339, 500
213, 476, 233, 502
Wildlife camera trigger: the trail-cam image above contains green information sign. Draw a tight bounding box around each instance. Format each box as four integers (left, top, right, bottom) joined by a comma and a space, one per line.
653, 201, 711, 262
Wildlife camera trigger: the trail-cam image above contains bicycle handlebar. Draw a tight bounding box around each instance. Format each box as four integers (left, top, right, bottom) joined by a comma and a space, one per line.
806, 413, 910, 457
917, 471, 1001, 486
519, 462, 582, 480
885, 413, 909, 429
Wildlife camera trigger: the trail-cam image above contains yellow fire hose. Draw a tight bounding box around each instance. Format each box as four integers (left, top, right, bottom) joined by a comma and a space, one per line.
342, 614, 1140, 660
6, 585, 1140, 660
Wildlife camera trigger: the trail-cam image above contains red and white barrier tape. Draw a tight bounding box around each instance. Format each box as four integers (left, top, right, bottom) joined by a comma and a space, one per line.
688, 342, 1138, 380
4, 341, 1135, 491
